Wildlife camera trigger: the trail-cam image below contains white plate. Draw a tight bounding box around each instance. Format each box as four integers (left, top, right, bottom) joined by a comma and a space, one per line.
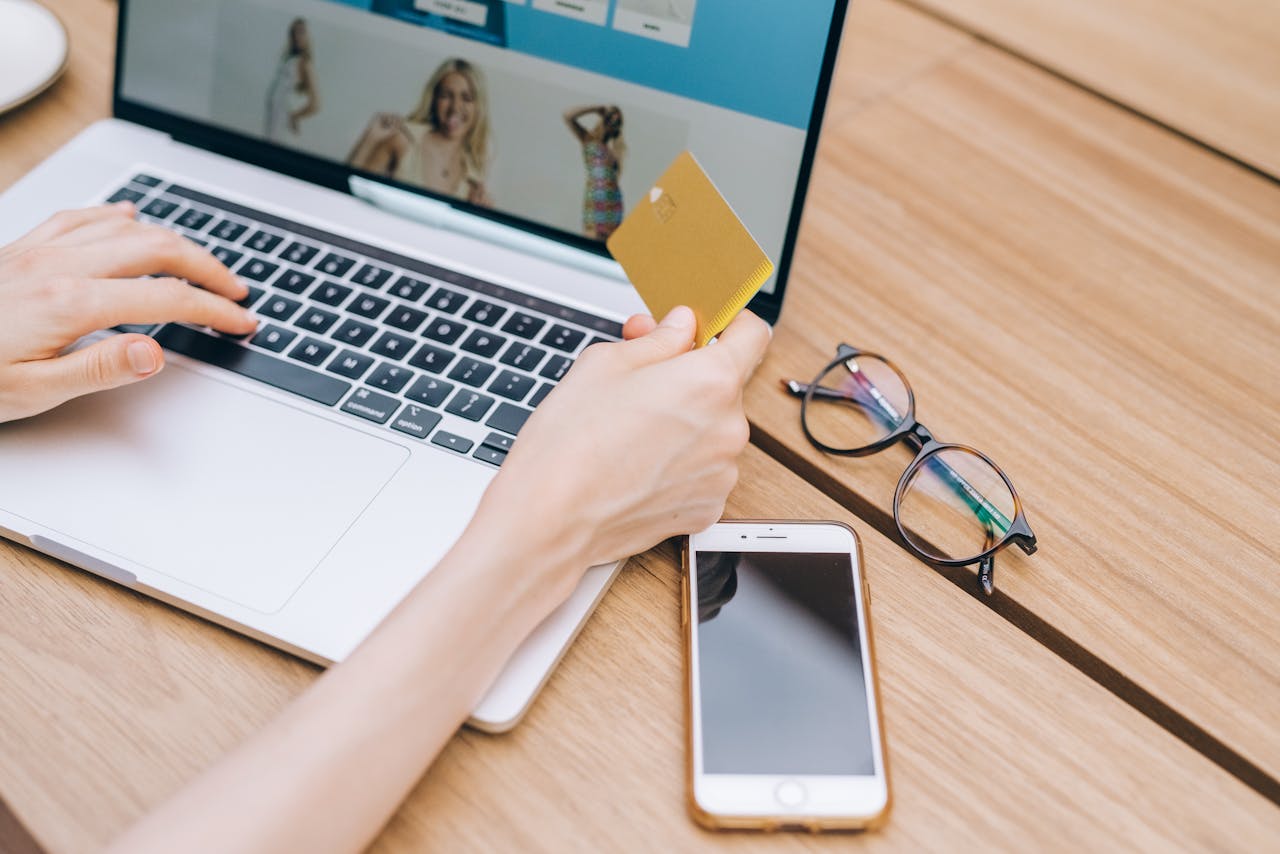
0, 0, 69, 115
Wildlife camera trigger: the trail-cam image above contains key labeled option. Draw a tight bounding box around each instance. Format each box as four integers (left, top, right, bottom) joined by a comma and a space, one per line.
391, 404, 442, 440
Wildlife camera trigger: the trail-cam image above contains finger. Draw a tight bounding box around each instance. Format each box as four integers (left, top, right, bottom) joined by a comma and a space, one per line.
620, 305, 696, 365
13, 333, 164, 415
63, 277, 258, 337
621, 314, 657, 341
0, 203, 135, 257
708, 310, 772, 382
56, 224, 247, 300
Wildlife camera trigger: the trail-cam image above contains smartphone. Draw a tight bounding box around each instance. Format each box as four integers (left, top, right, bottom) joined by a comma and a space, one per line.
683, 520, 891, 831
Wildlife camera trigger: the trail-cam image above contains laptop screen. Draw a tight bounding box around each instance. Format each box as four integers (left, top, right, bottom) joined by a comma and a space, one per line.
117, 0, 846, 299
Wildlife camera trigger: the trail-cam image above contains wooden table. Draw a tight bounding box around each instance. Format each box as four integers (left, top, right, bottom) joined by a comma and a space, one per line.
2, 0, 1277, 850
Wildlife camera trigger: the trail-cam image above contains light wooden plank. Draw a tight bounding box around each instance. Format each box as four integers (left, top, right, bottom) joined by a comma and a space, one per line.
2, 447, 1277, 853
746, 41, 1280, 784
0, 0, 114, 189
902, 0, 1280, 176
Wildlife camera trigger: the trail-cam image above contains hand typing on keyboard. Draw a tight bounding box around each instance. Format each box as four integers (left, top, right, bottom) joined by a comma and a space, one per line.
0, 203, 258, 422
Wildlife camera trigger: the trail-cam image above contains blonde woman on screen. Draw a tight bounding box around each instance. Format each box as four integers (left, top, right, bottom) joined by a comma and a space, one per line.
564, 105, 626, 240
347, 59, 493, 207
264, 18, 320, 142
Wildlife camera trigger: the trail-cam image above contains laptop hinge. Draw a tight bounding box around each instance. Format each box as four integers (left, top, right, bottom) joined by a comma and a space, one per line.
348, 176, 628, 283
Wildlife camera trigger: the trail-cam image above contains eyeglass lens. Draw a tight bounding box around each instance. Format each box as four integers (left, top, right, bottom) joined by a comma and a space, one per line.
898, 447, 1016, 563
805, 353, 911, 452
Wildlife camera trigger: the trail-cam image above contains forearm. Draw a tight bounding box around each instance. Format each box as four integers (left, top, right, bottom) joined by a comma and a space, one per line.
108, 509, 577, 854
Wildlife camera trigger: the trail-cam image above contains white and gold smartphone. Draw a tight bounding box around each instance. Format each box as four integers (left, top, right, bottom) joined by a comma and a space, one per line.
683, 520, 891, 831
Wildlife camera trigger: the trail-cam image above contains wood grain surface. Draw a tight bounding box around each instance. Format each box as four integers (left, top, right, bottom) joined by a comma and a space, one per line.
3, 447, 1278, 853
1, 0, 1278, 849
746, 40, 1280, 787
904, 0, 1280, 176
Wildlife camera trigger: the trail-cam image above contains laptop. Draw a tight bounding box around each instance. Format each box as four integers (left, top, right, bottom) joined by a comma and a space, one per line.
0, 0, 849, 730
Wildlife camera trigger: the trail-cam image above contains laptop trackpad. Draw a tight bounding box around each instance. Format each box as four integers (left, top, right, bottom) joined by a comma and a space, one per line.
0, 363, 409, 613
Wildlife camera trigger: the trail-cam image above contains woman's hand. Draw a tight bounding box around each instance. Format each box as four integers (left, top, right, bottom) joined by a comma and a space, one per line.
364, 112, 406, 146
474, 306, 770, 606
466, 179, 493, 208
0, 203, 258, 423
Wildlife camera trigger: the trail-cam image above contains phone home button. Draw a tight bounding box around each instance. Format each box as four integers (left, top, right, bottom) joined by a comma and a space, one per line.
774, 780, 807, 808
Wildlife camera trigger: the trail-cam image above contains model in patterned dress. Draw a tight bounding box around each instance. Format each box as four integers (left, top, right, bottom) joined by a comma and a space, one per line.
564, 105, 626, 240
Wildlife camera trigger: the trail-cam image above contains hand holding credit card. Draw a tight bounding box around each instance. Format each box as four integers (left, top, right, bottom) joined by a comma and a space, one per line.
607, 151, 774, 347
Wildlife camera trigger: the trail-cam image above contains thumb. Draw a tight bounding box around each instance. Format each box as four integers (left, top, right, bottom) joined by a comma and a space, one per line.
23, 334, 165, 413
622, 305, 696, 365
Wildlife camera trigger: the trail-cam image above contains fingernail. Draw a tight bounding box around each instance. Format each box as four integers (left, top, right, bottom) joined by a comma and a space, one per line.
127, 341, 160, 376
240, 309, 258, 327
660, 306, 695, 328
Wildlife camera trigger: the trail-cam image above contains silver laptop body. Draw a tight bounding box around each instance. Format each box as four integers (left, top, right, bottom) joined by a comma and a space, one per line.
0, 0, 849, 729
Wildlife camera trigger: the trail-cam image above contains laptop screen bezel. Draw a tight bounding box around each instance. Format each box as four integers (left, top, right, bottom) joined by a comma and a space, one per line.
111, 0, 851, 326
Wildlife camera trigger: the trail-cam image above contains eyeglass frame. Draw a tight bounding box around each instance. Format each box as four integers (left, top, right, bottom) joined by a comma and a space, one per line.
787, 343, 1037, 595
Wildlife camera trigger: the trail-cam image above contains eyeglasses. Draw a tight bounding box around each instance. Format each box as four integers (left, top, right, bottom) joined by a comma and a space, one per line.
784, 344, 1037, 594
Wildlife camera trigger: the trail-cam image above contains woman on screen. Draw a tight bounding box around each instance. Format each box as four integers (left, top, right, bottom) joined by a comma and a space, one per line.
347, 58, 493, 207
564, 105, 626, 240
264, 18, 320, 142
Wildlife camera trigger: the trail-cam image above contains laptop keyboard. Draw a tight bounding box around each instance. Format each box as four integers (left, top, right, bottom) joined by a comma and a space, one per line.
104, 174, 623, 467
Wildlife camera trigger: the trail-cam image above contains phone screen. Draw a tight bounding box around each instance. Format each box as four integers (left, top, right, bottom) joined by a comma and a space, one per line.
694, 550, 875, 776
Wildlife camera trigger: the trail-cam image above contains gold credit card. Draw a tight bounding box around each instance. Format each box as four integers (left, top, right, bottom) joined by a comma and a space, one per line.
607, 151, 774, 347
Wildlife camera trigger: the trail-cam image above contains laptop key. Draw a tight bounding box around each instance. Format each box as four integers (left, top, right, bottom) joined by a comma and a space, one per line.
327, 348, 374, 380
209, 246, 243, 268
427, 288, 467, 314
288, 337, 335, 366
431, 431, 474, 454
258, 294, 301, 321
539, 355, 573, 381
341, 387, 399, 424
390, 404, 442, 440
463, 300, 506, 327
316, 251, 355, 277
131, 174, 163, 187
274, 269, 314, 294
445, 389, 496, 421
237, 285, 265, 309
367, 362, 414, 393
489, 370, 535, 402
499, 342, 546, 371
281, 240, 320, 265
423, 317, 465, 346
407, 342, 455, 374
209, 219, 248, 242
473, 446, 506, 466
141, 198, 178, 220
295, 306, 339, 335
175, 208, 212, 230
369, 330, 414, 360
388, 275, 430, 302
487, 402, 533, 437
333, 318, 377, 347
114, 323, 157, 335
460, 329, 506, 359
352, 263, 392, 290
386, 305, 428, 333
529, 382, 553, 407
250, 324, 297, 352
481, 432, 514, 453
239, 257, 279, 283
405, 375, 453, 407
107, 186, 147, 205
501, 312, 545, 339
448, 357, 495, 388
245, 229, 283, 253
312, 280, 352, 306
349, 294, 390, 320
154, 324, 350, 407
543, 324, 585, 353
